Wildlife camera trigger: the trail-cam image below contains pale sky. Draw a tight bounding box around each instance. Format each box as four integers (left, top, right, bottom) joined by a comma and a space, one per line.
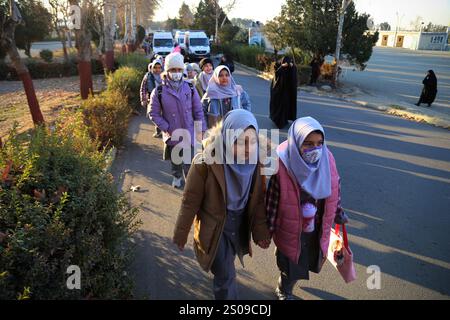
154, 0, 450, 29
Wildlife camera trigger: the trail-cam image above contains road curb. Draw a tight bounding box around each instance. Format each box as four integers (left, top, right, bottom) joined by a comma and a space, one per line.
342, 97, 450, 130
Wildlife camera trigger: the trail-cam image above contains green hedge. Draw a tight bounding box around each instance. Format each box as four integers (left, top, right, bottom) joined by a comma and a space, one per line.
116, 53, 149, 74
217, 44, 313, 86
0, 59, 105, 81
220, 44, 268, 71
0, 120, 139, 299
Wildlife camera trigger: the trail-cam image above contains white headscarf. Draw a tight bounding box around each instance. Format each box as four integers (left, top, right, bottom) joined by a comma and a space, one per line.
276, 117, 331, 200
205, 65, 242, 100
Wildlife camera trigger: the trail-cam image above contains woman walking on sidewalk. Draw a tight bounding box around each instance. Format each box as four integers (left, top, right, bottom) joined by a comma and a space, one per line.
149, 52, 207, 188
269, 56, 298, 129
415, 70, 438, 107
141, 60, 163, 137
266, 117, 346, 300
173, 109, 271, 300
202, 65, 251, 128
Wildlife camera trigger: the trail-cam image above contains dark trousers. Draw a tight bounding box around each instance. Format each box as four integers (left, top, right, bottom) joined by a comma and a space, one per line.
276, 231, 321, 294
211, 235, 238, 300
163, 144, 193, 179
210, 213, 244, 300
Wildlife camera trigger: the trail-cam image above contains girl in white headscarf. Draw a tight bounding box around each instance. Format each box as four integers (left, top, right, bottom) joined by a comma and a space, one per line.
202, 65, 251, 128
140, 59, 163, 135
266, 116, 345, 300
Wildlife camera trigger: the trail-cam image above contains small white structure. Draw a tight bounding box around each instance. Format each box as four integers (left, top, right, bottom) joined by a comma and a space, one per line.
376, 28, 449, 51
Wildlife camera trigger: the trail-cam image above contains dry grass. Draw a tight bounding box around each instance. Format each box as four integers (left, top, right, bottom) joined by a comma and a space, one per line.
0, 75, 106, 139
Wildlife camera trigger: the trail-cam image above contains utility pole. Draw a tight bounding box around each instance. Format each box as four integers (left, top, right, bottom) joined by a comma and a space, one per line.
393, 11, 404, 48
334, 0, 352, 85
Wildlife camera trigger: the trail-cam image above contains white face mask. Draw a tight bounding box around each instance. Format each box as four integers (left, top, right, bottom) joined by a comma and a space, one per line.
169, 72, 183, 82
302, 146, 322, 164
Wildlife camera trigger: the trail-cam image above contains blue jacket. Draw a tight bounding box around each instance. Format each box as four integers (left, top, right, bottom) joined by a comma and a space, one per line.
201, 91, 252, 120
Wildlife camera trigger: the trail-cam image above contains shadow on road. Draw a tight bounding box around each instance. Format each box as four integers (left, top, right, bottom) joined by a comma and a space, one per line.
131, 230, 277, 300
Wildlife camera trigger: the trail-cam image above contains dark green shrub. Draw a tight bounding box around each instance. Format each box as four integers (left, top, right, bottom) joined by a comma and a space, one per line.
39, 49, 53, 63
82, 90, 132, 149
297, 65, 312, 85
0, 122, 139, 299
116, 53, 148, 73
106, 66, 143, 107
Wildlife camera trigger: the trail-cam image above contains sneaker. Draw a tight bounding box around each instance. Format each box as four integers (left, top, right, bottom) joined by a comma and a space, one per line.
172, 177, 182, 189
275, 287, 295, 300
153, 132, 162, 138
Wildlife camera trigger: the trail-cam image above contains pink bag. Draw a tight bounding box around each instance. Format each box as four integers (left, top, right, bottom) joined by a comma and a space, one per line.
327, 224, 357, 283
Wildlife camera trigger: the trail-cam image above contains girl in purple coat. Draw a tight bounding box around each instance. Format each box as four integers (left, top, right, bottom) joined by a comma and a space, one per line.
148, 53, 207, 188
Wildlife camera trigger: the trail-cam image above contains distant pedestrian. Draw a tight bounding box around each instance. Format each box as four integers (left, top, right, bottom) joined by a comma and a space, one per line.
415, 70, 437, 107
219, 54, 235, 74
172, 42, 182, 54
194, 58, 215, 97
184, 63, 196, 83
173, 109, 271, 300
202, 65, 251, 128
309, 55, 322, 85
269, 56, 298, 129
266, 117, 347, 300
148, 52, 206, 188
141, 59, 163, 137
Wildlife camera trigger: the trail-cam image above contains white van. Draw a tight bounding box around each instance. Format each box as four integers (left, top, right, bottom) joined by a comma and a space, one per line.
184, 31, 210, 61
152, 31, 174, 57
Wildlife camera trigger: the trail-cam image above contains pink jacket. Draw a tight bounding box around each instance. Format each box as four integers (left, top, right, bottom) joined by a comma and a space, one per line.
272, 150, 340, 264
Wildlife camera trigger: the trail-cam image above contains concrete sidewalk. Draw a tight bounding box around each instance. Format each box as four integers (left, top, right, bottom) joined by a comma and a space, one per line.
235, 61, 450, 130
111, 113, 278, 299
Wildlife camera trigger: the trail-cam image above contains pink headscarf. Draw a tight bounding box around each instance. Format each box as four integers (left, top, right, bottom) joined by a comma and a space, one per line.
172, 45, 181, 53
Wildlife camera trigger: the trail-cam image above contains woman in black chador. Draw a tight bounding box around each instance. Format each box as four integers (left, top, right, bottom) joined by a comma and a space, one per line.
415, 70, 437, 107
270, 56, 298, 129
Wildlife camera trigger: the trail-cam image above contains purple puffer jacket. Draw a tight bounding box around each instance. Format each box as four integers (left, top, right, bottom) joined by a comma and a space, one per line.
148, 78, 207, 146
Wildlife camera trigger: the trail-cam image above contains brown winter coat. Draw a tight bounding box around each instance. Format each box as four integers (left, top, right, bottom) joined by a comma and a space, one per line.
173, 127, 271, 272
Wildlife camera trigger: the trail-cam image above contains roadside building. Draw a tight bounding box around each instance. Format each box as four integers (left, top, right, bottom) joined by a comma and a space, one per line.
376, 27, 449, 51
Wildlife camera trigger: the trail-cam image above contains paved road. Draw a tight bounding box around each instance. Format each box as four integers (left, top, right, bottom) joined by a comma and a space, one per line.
341, 47, 450, 116
113, 66, 450, 300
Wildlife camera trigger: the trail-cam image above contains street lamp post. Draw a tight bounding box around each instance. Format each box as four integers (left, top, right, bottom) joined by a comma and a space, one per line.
416, 21, 424, 50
